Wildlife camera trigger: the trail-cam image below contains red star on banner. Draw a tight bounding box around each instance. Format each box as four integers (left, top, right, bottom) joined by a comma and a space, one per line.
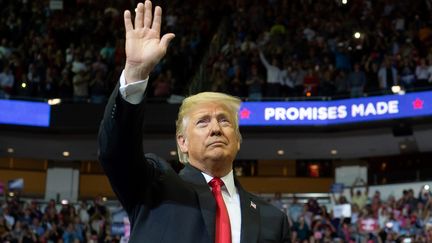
239, 108, 251, 119
412, 98, 424, 109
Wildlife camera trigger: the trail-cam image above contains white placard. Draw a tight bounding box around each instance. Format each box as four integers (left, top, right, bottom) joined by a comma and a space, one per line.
333, 204, 352, 218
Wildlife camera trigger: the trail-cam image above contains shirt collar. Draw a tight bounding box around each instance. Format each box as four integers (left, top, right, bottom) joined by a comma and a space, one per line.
202, 170, 237, 197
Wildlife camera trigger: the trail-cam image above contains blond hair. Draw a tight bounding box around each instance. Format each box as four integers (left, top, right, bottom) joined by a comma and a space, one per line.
175, 92, 242, 163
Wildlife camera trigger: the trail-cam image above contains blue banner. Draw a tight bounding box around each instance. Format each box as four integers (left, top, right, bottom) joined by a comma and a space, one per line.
239, 91, 431, 126
0, 100, 51, 127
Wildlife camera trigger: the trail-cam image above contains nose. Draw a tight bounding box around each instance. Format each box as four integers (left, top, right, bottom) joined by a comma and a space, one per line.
209, 119, 222, 136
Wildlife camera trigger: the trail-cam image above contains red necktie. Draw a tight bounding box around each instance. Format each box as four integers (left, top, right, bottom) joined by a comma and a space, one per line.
209, 177, 232, 243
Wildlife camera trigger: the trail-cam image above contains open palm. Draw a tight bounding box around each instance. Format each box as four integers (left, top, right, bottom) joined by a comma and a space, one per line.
124, 1, 175, 83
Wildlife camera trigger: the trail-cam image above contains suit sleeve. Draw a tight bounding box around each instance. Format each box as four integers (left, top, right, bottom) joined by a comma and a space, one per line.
280, 212, 291, 243
98, 83, 160, 214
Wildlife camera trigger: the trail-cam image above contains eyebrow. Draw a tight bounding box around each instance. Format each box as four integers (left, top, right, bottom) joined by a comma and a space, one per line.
193, 111, 231, 120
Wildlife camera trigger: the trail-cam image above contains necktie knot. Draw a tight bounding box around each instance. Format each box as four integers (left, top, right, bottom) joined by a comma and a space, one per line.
209, 177, 224, 190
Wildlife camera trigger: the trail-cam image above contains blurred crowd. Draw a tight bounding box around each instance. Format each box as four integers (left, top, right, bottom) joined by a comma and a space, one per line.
204, 0, 432, 99
2, 0, 432, 102
0, 196, 127, 243
0, 0, 227, 102
2, 184, 432, 243
269, 181, 432, 242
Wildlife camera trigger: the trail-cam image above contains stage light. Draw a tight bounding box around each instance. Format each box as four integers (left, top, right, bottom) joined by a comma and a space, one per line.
21, 82, 27, 88
48, 98, 62, 105
354, 32, 361, 39
341, 0, 348, 4
391, 85, 401, 93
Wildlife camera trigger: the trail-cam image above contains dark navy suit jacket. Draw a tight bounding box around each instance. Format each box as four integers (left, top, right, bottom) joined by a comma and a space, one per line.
98, 88, 291, 243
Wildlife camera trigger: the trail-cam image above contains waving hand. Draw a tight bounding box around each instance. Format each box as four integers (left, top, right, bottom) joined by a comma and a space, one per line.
123, 0, 175, 84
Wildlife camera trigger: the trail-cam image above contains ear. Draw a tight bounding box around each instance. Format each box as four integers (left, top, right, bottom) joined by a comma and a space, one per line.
177, 134, 188, 153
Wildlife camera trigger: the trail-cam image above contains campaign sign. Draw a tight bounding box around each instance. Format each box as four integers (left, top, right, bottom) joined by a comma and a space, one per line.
330, 183, 345, 193
239, 91, 431, 126
0, 100, 50, 127
333, 204, 352, 218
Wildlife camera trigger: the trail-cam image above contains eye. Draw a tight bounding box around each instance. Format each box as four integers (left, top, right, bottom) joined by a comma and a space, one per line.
219, 117, 231, 125
196, 118, 209, 127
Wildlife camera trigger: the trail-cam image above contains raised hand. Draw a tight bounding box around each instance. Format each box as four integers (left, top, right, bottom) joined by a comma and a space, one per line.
123, 0, 175, 84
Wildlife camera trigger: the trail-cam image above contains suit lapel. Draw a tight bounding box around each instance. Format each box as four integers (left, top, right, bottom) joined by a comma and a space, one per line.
179, 164, 216, 241
237, 181, 260, 243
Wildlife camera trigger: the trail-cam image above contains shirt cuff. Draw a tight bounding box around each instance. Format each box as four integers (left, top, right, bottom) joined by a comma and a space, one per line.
119, 70, 149, 104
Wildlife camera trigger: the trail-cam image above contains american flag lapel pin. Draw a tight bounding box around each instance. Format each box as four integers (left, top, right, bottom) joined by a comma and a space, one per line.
250, 201, 256, 209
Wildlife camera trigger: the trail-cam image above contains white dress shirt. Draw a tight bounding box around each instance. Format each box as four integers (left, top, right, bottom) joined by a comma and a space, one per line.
119, 71, 242, 243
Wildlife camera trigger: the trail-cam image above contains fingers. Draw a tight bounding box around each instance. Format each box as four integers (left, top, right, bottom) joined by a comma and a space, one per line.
124, 10, 133, 32
160, 33, 175, 49
152, 6, 162, 33
143, 0, 153, 28
134, 2, 144, 29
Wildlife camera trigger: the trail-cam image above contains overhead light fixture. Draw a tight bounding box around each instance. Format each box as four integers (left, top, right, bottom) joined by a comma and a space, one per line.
353, 32, 361, 39
331, 149, 338, 155
277, 150, 284, 155
7, 148, 14, 153
102, 197, 107, 202
8, 192, 14, 197
62, 151, 70, 157
391, 85, 401, 93
48, 98, 62, 105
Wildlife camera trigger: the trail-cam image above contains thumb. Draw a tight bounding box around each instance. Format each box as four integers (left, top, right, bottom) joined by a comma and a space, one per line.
160, 33, 175, 50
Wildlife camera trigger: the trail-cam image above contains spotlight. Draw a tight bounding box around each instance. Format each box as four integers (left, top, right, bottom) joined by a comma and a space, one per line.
354, 32, 361, 39
48, 98, 62, 105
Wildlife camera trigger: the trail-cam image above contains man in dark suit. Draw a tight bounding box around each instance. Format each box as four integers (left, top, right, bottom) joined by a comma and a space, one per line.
98, 1, 290, 242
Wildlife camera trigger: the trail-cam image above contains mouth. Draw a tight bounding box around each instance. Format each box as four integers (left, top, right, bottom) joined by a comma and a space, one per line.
207, 141, 226, 147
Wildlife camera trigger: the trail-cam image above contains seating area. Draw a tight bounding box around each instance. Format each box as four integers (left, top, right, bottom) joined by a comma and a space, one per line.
1, 0, 432, 103
1, 184, 431, 242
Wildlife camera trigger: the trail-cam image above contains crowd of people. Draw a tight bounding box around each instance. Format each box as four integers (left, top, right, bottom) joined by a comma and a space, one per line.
269, 181, 432, 242
0, 196, 127, 243
203, 0, 432, 99
1, 0, 432, 102
0, 0, 226, 102
1, 184, 432, 243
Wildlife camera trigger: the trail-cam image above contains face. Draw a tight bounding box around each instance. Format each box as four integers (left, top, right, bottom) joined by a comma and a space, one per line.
177, 102, 240, 177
